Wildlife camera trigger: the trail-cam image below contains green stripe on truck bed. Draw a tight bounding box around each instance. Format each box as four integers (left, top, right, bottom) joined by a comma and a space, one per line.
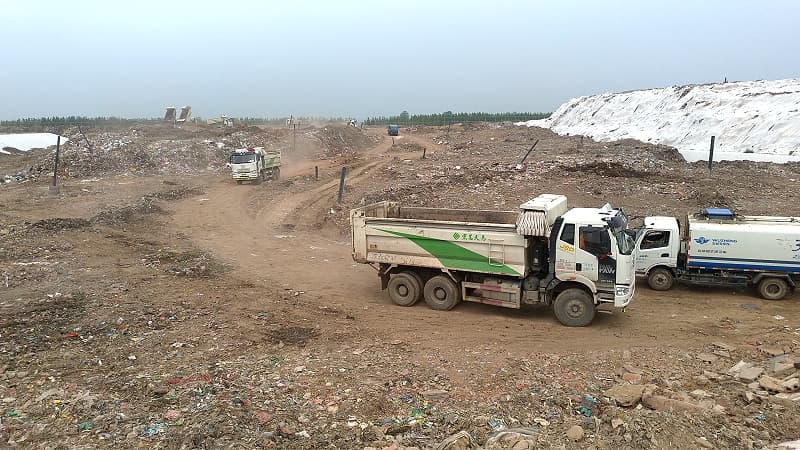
377, 228, 521, 276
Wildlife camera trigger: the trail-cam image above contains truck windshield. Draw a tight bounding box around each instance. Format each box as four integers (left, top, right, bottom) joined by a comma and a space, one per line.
615, 230, 635, 255
230, 153, 255, 164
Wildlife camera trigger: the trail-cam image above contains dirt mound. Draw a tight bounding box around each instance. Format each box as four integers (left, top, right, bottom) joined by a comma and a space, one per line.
314, 126, 379, 157
92, 187, 203, 225
391, 141, 426, 152
269, 326, 318, 345
30, 217, 91, 231
570, 161, 656, 178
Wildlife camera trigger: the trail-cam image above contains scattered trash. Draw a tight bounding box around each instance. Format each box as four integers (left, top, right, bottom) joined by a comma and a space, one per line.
140, 422, 165, 437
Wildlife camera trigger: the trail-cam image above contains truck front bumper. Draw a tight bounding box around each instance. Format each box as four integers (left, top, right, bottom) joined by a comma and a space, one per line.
614, 283, 634, 308
233, 172, 258, 181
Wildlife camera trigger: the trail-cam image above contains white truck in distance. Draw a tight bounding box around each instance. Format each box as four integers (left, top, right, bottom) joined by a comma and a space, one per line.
228, 147, 281, 184
351, 194, 636, 326
635, 208, 800, 300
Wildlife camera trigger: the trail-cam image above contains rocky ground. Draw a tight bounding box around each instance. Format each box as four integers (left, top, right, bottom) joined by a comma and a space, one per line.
1, 122, 799, 449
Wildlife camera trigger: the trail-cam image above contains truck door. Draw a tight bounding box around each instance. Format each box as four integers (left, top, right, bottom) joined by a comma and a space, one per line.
636, 230, 673, 274
577, 226, 615, 285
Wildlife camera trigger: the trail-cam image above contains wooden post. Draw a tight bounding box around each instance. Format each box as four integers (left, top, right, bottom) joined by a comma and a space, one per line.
708, 136, 715, 171
422, 148, 426, 159
391, 137, 395, 146
78, 124, 94, 173
519, 139, 540, 165
315, 166, 319, 180
292, 124, 296, 153
337, 167, 347, 204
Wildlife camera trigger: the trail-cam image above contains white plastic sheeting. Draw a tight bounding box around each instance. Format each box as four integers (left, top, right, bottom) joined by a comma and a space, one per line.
520, 79, 800, 163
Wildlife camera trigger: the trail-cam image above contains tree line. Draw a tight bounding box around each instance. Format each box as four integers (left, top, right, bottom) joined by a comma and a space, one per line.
0, 116, 156, 126
362, 111, 550, 126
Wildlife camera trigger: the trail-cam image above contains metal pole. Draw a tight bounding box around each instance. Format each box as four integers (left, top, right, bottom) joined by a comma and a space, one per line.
48, 135, 61, 195
708, 136, 715, 171
52, 135, 61, 186
337, 167, 347, 204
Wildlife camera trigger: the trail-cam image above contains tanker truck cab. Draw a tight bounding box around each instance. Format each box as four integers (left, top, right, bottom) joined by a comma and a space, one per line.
634, 210, 799, 300
552, 205, 636, 309
634, 217, 681, 290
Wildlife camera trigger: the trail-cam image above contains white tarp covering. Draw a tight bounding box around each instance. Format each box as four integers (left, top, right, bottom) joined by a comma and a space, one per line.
519, 79, 800, 163
0, 133, 68, 154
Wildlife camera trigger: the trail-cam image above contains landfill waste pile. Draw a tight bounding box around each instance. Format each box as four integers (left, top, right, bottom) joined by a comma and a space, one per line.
0, 124, 288, 185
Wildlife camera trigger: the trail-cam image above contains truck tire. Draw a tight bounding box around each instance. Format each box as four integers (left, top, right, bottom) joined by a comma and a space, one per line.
423, 275, 461, 311
273, 167, 280, 180
387, 272, 422, 306
553, 289, 595, 327
647, 267, 674, 291
236, 180, 242, 185
758, 278, 789, 300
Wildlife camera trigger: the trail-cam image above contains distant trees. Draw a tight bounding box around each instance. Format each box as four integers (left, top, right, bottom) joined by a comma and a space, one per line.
0, 116, 154, 129
362, 111, 550, 126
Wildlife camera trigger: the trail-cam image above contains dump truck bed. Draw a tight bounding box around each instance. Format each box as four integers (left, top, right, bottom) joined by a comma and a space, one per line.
262, 151, 281, 168
351, 202, 528, 277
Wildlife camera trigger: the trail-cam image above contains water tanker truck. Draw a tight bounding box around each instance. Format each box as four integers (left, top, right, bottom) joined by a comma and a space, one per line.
635, 208, 800, 300
351, 194, 636, 326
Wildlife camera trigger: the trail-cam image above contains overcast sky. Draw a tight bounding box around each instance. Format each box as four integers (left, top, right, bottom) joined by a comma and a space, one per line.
1, 0, 798, 120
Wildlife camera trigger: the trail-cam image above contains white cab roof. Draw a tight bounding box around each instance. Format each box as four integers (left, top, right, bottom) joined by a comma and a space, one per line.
644, 216, 679, 230
562, 207, 621, 225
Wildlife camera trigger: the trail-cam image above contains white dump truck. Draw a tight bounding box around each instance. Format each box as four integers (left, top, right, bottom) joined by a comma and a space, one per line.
635, 208, 800, 300
351, 194, 636, 326
228, 147, 281, 184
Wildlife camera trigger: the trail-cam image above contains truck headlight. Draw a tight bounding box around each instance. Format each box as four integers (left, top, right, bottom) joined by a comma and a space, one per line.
615, 286, 630, 297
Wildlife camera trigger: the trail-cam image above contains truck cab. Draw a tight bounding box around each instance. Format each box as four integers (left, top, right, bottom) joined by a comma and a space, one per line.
634, 216, 681, 290
229, 147, 263, 184
552, 207, 636, 309
387, 124, 399, 136
228, 147, 281, 184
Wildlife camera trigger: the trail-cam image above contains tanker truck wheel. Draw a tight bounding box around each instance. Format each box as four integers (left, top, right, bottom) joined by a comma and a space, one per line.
647, 268, 674, 291
387, 272, 422, 306
423, 275, 461, 311
758, 278, 789, 300
553, 289, 595, 327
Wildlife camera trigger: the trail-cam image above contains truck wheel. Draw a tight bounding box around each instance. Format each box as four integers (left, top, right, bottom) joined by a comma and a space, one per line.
647, 268, 674, 291
387, 272, 422, 306
423, 275, 461, 311
758, 278, 789, 300
236, 180, 242, 185
553, 289, 595, 327
273, 167, 280, 180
